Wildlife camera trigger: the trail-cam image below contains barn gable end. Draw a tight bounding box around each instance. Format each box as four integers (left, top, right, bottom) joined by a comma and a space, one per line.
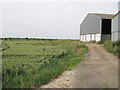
80, 13, 115, 42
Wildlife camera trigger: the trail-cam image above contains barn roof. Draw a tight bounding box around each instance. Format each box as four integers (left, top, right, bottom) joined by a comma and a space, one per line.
91, 13, 115, 19
112, 11, 120, 18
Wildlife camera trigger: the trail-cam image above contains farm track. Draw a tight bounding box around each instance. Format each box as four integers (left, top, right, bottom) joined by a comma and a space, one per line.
41, 44, 118, 88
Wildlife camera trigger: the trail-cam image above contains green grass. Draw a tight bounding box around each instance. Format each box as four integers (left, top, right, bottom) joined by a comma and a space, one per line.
2, 39, 88, 88
97, 41, 120, 58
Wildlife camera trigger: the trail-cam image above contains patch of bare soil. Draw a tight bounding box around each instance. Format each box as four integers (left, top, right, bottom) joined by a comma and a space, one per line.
41, 44, 118, 88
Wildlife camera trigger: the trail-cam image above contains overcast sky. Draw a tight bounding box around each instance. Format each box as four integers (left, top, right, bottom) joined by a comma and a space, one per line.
1, 0, 119, 39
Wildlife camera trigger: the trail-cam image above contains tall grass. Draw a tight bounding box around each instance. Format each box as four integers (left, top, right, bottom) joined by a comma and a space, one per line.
2, 40, 88, 88
101, 41, 120, 58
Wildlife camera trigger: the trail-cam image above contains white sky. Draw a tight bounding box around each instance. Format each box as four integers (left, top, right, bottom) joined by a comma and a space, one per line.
1, 0, 120, 2
1, 0, 119, 39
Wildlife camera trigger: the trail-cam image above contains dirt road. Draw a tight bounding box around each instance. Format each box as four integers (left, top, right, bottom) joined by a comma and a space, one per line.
41, 44, 118, 88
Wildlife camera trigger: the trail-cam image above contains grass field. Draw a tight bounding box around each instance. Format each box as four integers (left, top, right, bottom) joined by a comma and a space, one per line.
2, 39, 88, 88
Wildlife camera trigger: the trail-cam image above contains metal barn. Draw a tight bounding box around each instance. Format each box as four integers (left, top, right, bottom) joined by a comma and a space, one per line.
80, 13, 115, 42
112, 12, 120, 41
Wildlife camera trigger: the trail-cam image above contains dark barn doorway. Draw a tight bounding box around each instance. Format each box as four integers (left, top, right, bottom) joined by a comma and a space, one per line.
101, 19, 111, 41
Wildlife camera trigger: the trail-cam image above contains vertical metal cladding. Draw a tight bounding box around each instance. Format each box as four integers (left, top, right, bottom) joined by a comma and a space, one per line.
111, 1, 120, 41
80, 34, 101, 42
112, 12, 120, 41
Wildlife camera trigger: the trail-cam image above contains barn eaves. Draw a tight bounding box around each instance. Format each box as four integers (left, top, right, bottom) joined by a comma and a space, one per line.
92, 13, 115, 19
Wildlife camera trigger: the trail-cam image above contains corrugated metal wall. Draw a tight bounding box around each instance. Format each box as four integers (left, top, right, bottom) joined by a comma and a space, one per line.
112, 13, 120, 41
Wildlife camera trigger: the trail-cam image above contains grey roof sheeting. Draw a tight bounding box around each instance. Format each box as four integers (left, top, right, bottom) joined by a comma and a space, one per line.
112, 11, 120, 18
91, 13, 115, 19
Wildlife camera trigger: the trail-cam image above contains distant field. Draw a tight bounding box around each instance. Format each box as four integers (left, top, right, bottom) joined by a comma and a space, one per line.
2, 39, 88, 88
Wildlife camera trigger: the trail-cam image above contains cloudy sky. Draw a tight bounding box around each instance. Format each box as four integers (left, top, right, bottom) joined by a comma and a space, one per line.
1, 0, 119, 39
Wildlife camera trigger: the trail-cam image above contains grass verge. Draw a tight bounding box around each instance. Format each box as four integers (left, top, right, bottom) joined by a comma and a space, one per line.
97, 41, 120, 58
